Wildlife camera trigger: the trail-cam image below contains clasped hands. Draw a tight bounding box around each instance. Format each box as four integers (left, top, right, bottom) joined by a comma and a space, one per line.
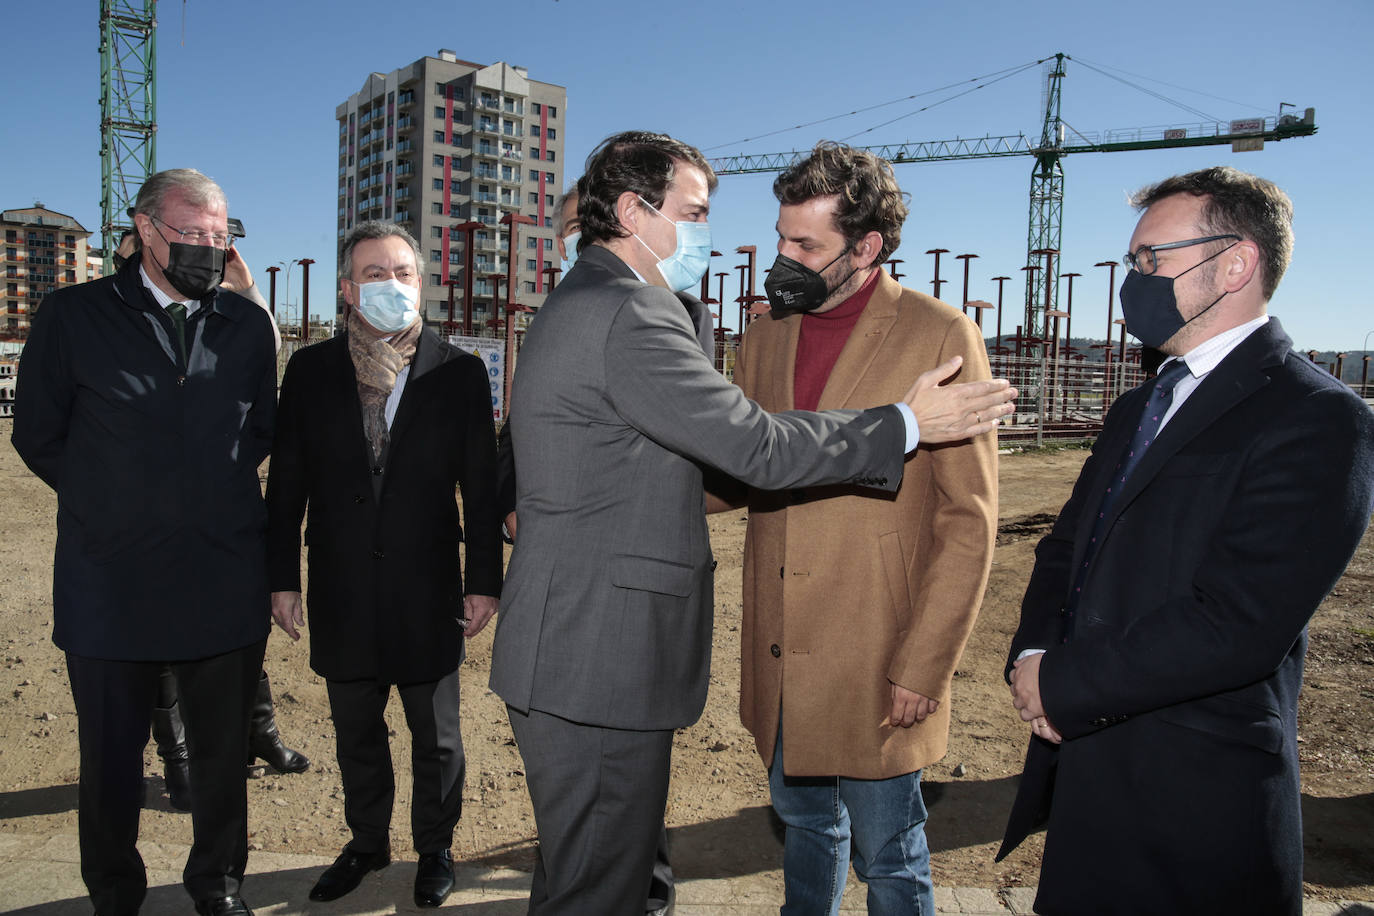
1009, 652, 1063, 744
270, 590, 498, 640
904, 355, 1017, 444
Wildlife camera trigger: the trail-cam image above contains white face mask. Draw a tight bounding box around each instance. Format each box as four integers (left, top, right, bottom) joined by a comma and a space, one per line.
353, 278, 419, 333
562, 230, 582, 272
633, 196, 712, 292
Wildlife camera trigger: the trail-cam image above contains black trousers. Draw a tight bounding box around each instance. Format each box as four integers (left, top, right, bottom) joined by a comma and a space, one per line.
509, 705, 675, 916
325, 667, 465, 856
66, 639, 266, 913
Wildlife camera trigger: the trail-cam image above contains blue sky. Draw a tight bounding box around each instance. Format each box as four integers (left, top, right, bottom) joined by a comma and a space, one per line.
4, 0, 1370, 350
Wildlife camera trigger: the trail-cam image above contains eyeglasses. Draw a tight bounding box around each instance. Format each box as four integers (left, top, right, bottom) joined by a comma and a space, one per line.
1122, 234, 1239, 276
150, 214, 234, 250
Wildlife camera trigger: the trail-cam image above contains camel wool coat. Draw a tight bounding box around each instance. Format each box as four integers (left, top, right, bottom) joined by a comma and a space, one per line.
733, 271, 998, 778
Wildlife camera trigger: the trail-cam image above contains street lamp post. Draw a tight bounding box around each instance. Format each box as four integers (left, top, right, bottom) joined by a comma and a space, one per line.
926, 248, 949, 301
1095, 260, 1118, 397
991, 276, 1011, 355
955, 253, 979, 315
299, 258, 316, 342
886, 258, 904, 282
265, 265, 280, 317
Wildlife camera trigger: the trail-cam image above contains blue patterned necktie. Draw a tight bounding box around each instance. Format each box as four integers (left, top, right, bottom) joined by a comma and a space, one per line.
1106, 357, 1190, 501
1064, 358, 1191, 637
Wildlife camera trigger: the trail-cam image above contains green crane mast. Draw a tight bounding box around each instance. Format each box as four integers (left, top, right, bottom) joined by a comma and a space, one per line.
99, 0, 157, 267
707, 52, 1317, 353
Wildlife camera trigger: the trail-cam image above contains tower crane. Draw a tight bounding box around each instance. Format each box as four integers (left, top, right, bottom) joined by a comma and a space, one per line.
99, 0, 158, 265
707, 52, 1317, 352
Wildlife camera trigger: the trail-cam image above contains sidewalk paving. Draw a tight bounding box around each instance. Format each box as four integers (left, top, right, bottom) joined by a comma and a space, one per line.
2, 831, 1370, 915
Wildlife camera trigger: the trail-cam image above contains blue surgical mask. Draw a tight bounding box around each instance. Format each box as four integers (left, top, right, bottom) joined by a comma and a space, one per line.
562, 230, 581, 272
354, 278, 419, 333
634, 196, 712, 292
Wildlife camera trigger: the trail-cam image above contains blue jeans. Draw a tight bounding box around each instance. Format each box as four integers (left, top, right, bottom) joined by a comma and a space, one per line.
769, 727, 933, 916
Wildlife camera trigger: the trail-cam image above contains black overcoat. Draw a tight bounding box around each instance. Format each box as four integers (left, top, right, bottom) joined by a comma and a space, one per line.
1000, 319, 1374, 915
265, 329, 502, 684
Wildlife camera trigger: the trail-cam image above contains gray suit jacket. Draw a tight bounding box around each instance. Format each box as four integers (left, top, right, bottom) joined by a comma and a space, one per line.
489, 245, 905, 730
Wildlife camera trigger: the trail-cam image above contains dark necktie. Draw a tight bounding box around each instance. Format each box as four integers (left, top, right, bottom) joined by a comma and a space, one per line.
1064, 358, 1190, 637
167, 302, 188, 365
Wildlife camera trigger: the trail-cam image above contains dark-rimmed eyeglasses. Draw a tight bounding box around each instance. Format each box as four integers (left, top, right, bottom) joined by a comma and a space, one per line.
1122, 234, 1239, 276
150, 214, 234, 250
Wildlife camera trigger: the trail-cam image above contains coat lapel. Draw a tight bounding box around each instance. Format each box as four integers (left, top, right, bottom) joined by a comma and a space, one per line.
816, 271, 899, 411
1100, 320, 1289, 534
387, 328, 448, 450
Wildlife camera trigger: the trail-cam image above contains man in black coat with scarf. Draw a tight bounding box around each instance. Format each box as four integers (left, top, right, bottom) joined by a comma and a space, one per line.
265, 221, 502, 909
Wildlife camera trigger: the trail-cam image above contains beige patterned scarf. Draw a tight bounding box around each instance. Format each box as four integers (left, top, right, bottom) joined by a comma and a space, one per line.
347, 309, 422, 462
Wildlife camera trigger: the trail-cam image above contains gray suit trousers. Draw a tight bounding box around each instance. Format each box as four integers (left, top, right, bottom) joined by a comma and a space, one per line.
509, 705, 674, 915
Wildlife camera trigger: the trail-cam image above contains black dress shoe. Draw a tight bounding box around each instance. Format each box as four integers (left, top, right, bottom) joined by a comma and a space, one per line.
414, 848, 455, 908
309, 846, 390, 902
193, 895, 253, 916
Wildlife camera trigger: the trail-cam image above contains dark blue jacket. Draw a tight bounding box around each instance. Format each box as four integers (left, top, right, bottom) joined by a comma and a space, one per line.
11, 257, 276, 660
999, 319, 1374, 914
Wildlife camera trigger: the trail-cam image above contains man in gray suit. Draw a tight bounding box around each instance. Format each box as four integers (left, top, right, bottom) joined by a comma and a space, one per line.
489, 130, 1015, 915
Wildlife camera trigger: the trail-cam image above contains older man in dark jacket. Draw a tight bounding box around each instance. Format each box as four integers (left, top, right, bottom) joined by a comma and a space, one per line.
265, 221, 501, 910
12, 168, 276, 916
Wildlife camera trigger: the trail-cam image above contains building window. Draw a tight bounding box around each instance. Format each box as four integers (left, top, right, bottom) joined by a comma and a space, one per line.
527, 259, 537, 271
435, 82, 446, 94
546, 171, 555, 182
526, 237, 538, 249
528, 192, 538, 205
525, 281, 537, 293
433, 178, 444, 190
547, 128, 557, 140
546, 150, 556, 162
530, 125, 541, 138
432, 274, 442, 286
531, 102, 541, 115
432, 203, 444, 214
546, 194, 554, 206
529, 169, 539, 182
431, 250, 443, 262
544, 217, 553, 228
548, 106, 557, 118
435, 106, 446, 118
433, 154, 445, 166
433, 130, 445, 142
431, 227, 443, 238
544, 238, 553, 250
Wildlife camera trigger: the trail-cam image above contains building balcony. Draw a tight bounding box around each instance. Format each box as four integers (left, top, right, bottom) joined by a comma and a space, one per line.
394, 210, 411, 224
396, 162, 414, 177
394, 187, 412, 201
474, 168, 499, 181
501, 149, 523, 162
498, 172, 523, 188
474, 192, 498, 203
396, 139, 414, 154
396, 115, 415, 132
397, 89, 415, 107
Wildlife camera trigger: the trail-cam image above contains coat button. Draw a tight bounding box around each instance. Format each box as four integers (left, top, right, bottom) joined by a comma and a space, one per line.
176, 375, 186, 387
371, 465, 383, 476
354, 495, 365, 504
770, 644, 781, 658
372, 550, 384, 559
1091, 717, 1108, 727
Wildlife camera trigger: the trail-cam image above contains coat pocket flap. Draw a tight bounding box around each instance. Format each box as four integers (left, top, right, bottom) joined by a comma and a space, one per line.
610, 554, 695, 597
1157, 695, 1283, 754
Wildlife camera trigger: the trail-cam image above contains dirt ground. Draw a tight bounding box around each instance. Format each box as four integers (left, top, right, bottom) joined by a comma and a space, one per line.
0, 438, 1370, 901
